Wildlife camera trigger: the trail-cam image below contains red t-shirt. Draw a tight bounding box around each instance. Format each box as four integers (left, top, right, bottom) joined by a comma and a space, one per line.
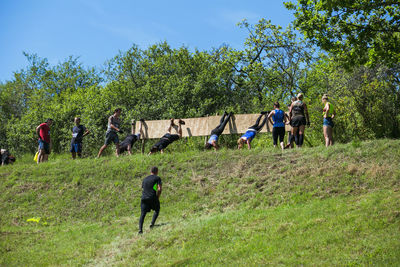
39, 123, 51, 143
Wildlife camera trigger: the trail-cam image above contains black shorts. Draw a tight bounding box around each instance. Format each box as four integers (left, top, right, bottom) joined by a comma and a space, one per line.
105, 131, 119, 145
272, 127, 285, 145
141, 198, 160, 213
290, 116, 306, 127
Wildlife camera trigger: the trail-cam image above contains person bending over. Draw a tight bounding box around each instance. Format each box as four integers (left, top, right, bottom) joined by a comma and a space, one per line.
205, 112, 233, 150
97, 108, 123, 158
1, 149, 15, 166
268, 102, 289, 150
138, 166, 162, 234
119, 119, 144, 155
149, 119, 185, 154
70, 117, 90, 159
237, 112, 269, 150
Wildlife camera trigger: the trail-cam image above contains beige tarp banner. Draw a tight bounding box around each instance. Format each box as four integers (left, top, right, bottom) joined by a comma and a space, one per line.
135, 114, 291, 139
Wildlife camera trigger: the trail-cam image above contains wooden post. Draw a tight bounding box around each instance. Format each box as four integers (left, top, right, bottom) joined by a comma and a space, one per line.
131, 119, 136, 134
205, 114, 209, 145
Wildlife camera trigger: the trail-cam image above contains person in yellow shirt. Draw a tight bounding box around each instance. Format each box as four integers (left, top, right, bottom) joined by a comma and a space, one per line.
322, 94, 336, 147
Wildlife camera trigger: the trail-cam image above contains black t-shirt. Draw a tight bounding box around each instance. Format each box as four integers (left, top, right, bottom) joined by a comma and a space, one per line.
141, 175, 162, 200
119, 134, 139, 152
71, 125, 86, 144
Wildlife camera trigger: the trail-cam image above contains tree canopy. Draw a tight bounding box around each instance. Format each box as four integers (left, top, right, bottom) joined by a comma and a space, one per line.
285, 0, 400, 67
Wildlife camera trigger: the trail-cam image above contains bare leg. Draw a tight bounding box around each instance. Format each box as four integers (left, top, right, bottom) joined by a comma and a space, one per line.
323, 126, 329, 147
37, 149, 45, 164
167, 119, 174, 133
97, 144, 108, 158
115, 143, 120, 157
324, 126, 333, 146
280, 141, 284, 150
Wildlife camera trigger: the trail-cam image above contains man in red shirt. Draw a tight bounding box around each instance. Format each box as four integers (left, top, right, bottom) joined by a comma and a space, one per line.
36, 118, 53, 163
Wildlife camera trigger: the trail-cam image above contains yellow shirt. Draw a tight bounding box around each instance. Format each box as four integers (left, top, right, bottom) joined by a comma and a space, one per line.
323, 102, 335, 118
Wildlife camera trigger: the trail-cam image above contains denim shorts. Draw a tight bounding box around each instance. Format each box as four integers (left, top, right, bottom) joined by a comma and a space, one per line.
38, 139, 50, 154
323, 117, 334, 127
70, 142, 82, 153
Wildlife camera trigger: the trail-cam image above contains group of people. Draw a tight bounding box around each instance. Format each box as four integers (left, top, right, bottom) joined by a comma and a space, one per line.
138, 93, 336, 234
2, 94, 336, 235
31, 93, 335, 164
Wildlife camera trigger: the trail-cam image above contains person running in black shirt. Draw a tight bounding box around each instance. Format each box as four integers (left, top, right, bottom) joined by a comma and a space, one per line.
70, 117, 90, 159
138, 166, 162, 234
205, 112, 233, 150
149, 118, 185, 154
119, 119, 144, 155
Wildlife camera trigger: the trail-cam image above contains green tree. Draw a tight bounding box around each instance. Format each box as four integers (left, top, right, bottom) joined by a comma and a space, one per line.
236, 19, 315, 108
285, 0, 400, 67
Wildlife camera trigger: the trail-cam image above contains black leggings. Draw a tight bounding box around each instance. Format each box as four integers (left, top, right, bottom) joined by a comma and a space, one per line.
210, 113, 231, 136
249, 114, 268, 132
272, 127, 285, 145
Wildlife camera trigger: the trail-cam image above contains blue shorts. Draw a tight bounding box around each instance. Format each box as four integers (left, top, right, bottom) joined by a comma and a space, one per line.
105, 131, 119, 145
70, 143, 82, 153
207, 134, 219, 144
38, 139, 50, 154
241, 130, 256, 141
323, 118, 334, 127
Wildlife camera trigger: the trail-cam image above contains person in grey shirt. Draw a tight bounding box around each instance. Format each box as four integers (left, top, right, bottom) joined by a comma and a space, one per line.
97, 108, 123, 157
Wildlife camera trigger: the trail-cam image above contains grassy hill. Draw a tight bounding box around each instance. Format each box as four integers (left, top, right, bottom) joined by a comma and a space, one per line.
1, 140, 400, 266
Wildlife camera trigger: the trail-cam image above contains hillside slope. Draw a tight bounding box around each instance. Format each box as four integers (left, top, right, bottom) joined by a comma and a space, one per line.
1, 140, 400, 265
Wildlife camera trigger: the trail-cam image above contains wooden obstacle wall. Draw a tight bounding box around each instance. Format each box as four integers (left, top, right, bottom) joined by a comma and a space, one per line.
135, 114, 291, 139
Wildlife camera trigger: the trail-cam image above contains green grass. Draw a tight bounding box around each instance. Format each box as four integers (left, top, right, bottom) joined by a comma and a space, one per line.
1, 140, 400, 266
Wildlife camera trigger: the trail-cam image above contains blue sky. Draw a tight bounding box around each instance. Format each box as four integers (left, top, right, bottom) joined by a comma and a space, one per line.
0, 0, 295, 82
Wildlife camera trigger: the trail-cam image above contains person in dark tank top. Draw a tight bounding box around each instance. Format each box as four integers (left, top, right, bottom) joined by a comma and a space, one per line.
288, 93, 310, 148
